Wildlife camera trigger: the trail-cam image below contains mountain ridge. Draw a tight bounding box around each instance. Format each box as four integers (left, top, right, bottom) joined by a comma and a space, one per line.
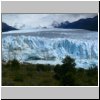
2, 22, 18, 32
54, 16, 98, 31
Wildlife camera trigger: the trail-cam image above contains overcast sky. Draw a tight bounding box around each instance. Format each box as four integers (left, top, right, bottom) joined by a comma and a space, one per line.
2, 13, 97, 29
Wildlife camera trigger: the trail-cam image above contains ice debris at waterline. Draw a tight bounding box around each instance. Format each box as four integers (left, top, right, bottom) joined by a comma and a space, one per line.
2, 29, 98, 68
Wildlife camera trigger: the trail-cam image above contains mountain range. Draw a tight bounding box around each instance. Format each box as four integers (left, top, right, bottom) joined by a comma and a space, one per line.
2, 15, 98, 32
53, 16, 98, 31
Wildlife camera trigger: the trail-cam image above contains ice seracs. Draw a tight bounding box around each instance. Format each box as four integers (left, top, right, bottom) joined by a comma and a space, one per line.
2, 29, 98, 68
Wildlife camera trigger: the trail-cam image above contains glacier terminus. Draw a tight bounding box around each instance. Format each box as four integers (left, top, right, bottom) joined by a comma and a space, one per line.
2, 29, 98, 69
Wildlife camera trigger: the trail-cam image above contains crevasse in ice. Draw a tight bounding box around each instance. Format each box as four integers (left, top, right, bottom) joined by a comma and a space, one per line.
2, 29, 98, 68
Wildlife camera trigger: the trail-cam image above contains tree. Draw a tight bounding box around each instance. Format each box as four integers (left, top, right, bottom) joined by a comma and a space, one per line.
11, 59, 20, 70
87, 65, 98, 77
62, 56, 76, 71
54, 56, 76, 86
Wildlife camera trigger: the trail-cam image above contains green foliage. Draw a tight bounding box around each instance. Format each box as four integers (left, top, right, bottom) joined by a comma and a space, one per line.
6, 61, 11, 67
13, 73, 24, 82
54, 56, 76, 85
2, 57, 98, 86
75, 66, 98, 86
61, 72, 76, 86
87, 65, 98, 76
11, 59, 20, 70
62, 56, 76, 70
36, 64, 51, 72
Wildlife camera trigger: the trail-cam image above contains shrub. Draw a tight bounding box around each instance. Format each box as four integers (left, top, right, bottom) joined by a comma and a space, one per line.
62, 56, 76, 71
87, 65, 98, 77
54, 56, 76, 86
11, 59, 20, 70
61, 72, 76, 86
13, 73, 24, 82
5, 60, 12, 68
36, 64, 51, 72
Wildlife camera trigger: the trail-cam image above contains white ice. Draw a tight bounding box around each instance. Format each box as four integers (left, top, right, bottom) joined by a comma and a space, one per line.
2, 29, 98, 68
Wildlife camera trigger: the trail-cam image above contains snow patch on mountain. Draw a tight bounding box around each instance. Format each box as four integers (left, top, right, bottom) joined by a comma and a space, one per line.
2, 14, 97, 29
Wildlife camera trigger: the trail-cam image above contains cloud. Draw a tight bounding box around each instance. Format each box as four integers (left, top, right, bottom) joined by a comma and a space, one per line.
2, 13, 97, 29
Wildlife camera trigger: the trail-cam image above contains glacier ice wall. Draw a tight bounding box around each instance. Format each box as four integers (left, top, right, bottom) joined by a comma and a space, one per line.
2, 32, 98, 68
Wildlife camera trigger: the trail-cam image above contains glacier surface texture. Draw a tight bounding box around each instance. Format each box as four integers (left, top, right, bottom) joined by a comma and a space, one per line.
2, 29, 98, 68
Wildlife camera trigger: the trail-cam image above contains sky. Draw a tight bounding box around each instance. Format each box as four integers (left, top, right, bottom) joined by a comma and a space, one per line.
2, 13, 97, 29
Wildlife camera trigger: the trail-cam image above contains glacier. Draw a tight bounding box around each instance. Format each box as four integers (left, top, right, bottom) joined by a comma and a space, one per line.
2, 29, 98, 68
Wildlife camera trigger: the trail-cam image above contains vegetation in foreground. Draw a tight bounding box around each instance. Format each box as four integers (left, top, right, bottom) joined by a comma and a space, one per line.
2, 56, 98, 86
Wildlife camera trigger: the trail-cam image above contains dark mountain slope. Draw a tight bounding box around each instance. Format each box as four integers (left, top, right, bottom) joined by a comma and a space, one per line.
55, 16, 98, 31
2, 22, 18, 32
